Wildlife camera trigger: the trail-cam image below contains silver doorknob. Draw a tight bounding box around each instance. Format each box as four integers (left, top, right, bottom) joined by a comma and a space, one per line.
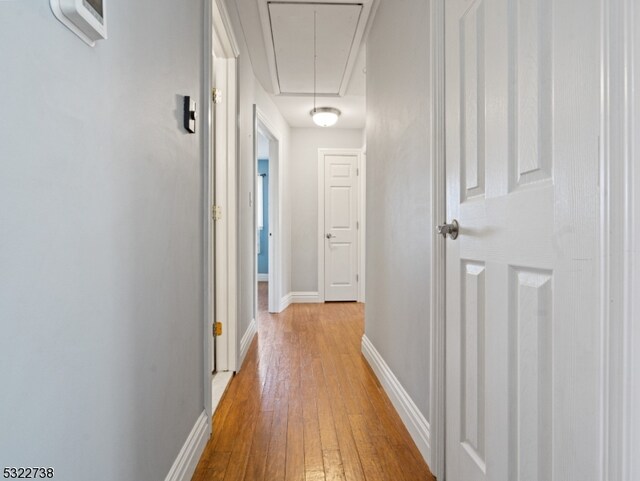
326, 233, 336, 239
436, 220, 459, 240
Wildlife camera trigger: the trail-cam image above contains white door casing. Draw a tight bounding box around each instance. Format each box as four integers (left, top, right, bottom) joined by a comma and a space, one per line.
319, 149, 360, 302
254, 107, 282, 314
445, 1, 601, 481
204, 0, 239, 419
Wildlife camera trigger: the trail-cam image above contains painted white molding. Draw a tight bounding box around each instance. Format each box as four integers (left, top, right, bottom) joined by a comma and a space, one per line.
239, 319, 257, 369
361, 335, 432, 465
290, 291, 320, 303
428, 0, 445, 478
203, 0, 240, 417
257, 273, 269, 282
164, 411, 210, 481
279, 293, 293, 312
254, 107, 283, 315
358, 152, 366, 303
601, 0, 638, 479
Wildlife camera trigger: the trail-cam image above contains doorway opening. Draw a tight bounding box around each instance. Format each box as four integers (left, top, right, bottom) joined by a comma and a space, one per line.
254, 107, 281, 315
203, 0, 239, 419
256, 131, 270, 313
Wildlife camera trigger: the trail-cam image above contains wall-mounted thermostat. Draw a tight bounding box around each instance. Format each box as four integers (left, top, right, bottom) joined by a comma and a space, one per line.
50, 0, 107, 47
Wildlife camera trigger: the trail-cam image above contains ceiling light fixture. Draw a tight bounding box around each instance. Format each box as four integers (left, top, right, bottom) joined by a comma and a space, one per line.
310, 10, 341, 127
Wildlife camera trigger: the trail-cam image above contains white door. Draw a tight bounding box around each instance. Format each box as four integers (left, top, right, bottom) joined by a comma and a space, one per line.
322, 152, 359, 301
445, 0, 601, 480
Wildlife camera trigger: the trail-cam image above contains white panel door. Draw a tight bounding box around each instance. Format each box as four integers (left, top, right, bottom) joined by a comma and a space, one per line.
445, 0, 601, 480
324, 153, 358, 301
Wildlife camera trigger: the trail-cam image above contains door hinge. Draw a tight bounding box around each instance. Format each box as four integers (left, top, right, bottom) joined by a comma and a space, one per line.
212, 205, 222, 221
212, 88, 222, 104
214, 322, 223, 337
356, 168, 360, 176
356, 274, 359, 282
356, 221, 359, 230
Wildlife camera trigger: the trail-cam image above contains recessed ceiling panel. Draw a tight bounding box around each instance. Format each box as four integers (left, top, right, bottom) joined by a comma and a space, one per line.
268, 2, 363, 95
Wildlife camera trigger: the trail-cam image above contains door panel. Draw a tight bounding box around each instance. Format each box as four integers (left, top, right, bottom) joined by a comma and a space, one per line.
324, 153, 358, 301
445, 0, 601, 480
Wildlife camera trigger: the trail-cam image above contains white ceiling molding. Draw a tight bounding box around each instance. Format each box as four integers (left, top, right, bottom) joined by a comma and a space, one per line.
257, 0, 376, 97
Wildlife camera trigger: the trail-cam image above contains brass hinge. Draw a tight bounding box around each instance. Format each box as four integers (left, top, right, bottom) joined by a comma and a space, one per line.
212, 88, 222, 104
212, 205, 222, 221
214, 322, 223, 336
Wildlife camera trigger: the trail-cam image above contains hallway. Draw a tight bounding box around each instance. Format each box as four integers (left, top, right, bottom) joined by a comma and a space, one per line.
192, 302, 434, 481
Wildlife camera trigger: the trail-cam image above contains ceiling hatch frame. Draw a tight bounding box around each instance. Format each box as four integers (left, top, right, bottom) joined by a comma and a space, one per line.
257, 0, 376, 97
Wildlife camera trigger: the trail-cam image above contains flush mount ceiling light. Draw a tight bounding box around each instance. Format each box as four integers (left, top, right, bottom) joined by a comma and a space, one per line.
311, 107, 341, 127
310, 11, 340, 128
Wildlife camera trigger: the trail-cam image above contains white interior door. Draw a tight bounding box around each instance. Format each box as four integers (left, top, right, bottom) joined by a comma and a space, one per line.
444, 0, 601, 480
323, 152, 359, 301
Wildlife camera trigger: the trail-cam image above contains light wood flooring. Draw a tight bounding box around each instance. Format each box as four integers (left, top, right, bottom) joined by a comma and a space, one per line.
192, 285, 435, 481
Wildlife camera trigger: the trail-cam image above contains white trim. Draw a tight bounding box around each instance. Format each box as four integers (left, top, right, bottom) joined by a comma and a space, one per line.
279, 293, 293, 312
290, 291, 320, 303
164, 411, 210, 481
318, 148, 363, 303
254, 107, 283, 315
239, 318, 257, 369
358, 152, 366, 303
202, 0, 214, 419
204, 0, 240, 418
429, 0, 446, 477
213, 0, 240, 58
601, 0, 638, 479
257, 273, 269, 282
361, 335, 432, 464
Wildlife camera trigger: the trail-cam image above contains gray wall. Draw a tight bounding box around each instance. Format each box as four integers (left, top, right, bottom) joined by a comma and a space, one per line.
290, 128, 363, 292
225, 0, 291, 348
0, 1, 205, 480
364, 0, 432, 419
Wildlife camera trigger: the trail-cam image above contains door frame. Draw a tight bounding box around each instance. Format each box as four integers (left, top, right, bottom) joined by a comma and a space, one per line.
429, 0, 446, 478
254, 106, 282, 314
317, 148, 365, 303
203, 0, 239, 419
601, 0, 639, 478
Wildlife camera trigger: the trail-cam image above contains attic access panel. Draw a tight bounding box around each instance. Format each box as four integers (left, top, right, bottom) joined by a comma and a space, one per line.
261, 1, 370, 97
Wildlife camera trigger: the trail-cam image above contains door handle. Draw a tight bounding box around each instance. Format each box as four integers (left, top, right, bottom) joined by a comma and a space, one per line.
436, 220, 459, 240
326, 233, 336, 239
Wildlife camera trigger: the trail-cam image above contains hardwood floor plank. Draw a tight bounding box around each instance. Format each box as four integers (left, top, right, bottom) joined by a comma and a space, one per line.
191, 290, 434, 481
322, 450, 347, 481
302, 399, 324, 475
192, 452, 231, 481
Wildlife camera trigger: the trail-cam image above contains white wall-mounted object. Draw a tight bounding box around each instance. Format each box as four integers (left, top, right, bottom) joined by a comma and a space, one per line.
50, 0, 107, 47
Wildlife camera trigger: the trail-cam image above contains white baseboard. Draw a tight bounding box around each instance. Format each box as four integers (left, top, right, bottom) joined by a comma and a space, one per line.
279, 293, 292, 312
164, 410, 210, 481
239, 318, 256, 368
290, 291, 320, 303
257, 273, 269, 282
361, 335, 432, 466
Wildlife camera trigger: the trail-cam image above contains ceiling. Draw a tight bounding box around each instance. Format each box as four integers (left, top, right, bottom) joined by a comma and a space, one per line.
233, 0, 377, 129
